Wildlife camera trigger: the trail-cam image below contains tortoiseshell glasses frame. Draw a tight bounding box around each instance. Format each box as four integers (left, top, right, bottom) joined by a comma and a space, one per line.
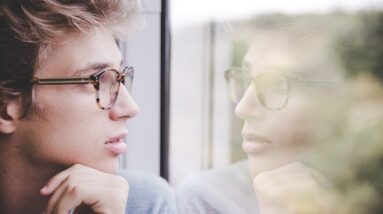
30, 66, 134, 110
224, 67, 338, 110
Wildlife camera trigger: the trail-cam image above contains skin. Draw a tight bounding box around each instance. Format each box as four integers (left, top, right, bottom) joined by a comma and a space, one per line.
236, 39, 336, 213
0, 27, 138, 214
236, 39, 314, 176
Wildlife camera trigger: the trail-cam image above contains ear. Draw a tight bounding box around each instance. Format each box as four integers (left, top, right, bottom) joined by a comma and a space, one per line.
0, 100, 21, 134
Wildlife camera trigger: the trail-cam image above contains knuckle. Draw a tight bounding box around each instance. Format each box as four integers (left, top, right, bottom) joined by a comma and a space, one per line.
66, 174, 76, 182
72, 163, 83, 172
114, 175, 129, 192
113, 188, 128, 201
123, 181, 129, 193
68, 184, 82, 200
72, 163, 89, 171
73, 163, 82, 168
67, 181, 79, 193
114, 175, 125, 183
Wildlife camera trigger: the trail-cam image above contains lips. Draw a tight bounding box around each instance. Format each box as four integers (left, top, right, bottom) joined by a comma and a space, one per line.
242, 132, 271, 154
242, 132, 271, 143
104, 133, 127, 156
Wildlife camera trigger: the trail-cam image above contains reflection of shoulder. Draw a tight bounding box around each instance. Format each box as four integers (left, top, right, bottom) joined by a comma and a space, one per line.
118, 170, 176, 214
175, 160, 258, 214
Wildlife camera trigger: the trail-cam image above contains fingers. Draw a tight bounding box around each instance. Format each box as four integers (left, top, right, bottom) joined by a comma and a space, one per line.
253, 162, 335, 214
41, 164, 129, 214
45, 174, 88, 214
41, 164, 99, 195
254, 162, 321, 185
254, 161, 333, 192
48, 186, 102, 214
47, 187, 126, 214
50, 185, 83, 214
253, 162, 320, 199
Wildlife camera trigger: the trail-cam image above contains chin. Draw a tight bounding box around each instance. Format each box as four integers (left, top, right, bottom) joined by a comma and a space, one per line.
85, 158, 120, 174
247, 147, 301, 177
101, 160, 120, 174
248, 157, 272, 177
248, 155, 292, 177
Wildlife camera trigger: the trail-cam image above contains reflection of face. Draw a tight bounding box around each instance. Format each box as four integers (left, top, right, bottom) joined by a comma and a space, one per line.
236, 40, 316, 176
14, 27, 138, 174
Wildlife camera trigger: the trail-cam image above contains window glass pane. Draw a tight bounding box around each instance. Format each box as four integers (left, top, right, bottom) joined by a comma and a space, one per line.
170, 1, 383, 213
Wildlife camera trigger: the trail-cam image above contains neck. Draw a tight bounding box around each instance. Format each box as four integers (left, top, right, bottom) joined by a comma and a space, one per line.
0, 139, 65, 214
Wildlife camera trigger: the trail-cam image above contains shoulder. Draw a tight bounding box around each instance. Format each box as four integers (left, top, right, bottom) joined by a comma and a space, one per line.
118, 170, 176, 214
176, 160, 252, 196
175, 160, 258, 214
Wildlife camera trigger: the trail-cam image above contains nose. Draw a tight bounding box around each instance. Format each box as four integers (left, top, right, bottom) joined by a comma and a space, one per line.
235, 85, 266, 120
109, 83, 139, 121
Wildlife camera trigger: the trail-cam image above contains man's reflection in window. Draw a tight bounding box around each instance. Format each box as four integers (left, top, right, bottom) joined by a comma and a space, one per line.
176, 12, 383, 214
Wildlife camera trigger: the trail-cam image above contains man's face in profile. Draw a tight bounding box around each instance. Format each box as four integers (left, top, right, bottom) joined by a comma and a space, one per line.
13, 27, 138, 173
235, 37, 332, 176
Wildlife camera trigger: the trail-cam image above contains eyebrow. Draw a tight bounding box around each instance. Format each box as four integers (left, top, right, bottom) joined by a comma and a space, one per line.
72, 60, 123, 77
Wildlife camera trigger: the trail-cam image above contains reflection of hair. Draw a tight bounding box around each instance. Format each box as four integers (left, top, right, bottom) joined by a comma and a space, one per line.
335, 15, 383, 212
0, 0, 137, 116
337, 12, 383, 83
231, 13, 346, 82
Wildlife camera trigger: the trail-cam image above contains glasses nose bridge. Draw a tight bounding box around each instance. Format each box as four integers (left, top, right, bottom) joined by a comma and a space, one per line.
117, 69, 127, 81
235, 83, 266, 120
112, 81, 138, 116
242, 77, 264, 106
93, 66, 133, 110
109, 80, 133, 111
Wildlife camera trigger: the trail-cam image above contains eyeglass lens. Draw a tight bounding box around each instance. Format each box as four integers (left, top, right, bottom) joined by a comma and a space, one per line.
227, 69, 289, 110
98, 69, 120, 109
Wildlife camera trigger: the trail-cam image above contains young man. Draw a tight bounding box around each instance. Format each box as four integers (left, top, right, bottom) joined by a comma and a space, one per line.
0, 1, 175, 213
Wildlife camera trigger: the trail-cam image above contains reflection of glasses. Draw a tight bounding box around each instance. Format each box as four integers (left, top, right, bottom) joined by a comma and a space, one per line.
31, 66, 134, 110
224, 67, 336, 110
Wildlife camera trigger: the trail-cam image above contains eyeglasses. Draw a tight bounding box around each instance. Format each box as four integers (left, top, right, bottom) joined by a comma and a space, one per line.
31, 66, 134, 110
224, 67, 337, 110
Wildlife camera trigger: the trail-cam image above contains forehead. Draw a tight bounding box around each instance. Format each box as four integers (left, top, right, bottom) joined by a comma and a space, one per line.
242, 38, 297, 77
242, 33, 343, 81
36, 27, 122, 77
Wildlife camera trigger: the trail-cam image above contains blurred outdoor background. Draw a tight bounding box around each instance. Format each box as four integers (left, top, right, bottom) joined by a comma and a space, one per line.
169, 1, 383, 212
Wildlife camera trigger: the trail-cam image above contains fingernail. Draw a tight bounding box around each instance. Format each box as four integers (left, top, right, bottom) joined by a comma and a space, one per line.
40, 186, 49, 194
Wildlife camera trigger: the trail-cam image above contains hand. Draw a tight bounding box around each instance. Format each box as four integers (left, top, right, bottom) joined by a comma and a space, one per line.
40, 164, 129, 214
252, 162, 336, 214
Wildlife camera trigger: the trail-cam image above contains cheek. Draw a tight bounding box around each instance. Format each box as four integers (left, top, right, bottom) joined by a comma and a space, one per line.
268, 104, 315, 149
21, 89, 106, 166
20, 114, 100, 167
34, 84, 97, 109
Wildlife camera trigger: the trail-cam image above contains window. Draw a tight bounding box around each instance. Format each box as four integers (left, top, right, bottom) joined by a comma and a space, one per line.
124, 0, 383, 211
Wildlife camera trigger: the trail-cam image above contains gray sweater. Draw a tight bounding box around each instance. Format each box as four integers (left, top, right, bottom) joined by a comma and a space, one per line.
175, 161, 259, 214
122, 170, 176, 214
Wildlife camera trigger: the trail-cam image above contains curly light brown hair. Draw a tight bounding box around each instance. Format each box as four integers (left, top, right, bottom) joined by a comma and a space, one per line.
0, 0, 138, 117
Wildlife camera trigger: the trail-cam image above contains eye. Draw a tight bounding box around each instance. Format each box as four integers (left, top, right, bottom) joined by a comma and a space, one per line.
76, 83, 94, 92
